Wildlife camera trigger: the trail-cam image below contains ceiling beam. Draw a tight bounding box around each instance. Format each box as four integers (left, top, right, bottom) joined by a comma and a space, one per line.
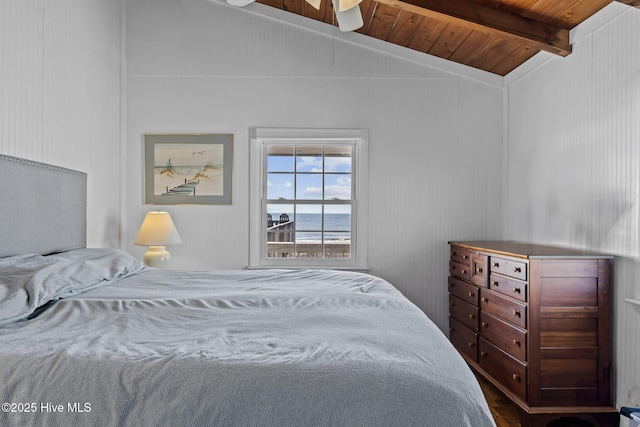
615, 0, 640, 7
375, 0, 571, 56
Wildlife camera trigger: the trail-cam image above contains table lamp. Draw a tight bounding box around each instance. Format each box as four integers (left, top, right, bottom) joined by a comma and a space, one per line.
134, 211, 182, 268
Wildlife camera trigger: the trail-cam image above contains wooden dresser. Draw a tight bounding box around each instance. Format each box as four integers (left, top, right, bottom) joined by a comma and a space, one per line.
447, 241, 618, 427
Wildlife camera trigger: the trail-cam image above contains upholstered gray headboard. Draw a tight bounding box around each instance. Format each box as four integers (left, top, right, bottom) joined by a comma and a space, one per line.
0, 154, 87, 257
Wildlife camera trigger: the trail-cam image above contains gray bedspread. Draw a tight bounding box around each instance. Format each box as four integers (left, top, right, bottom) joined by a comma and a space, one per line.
0, 250, 495, 427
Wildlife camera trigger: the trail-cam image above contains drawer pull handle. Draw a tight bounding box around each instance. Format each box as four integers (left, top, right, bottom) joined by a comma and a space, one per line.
512, 373, 519, 381
449, 302, 454, 307
481, 321, 488, 327
449, 327, 454, 332
481, 297, 487, 303
477, 267, 483, 273
513, 339, 520, 346
468, 292, 475, 298
460, 269, 467, 275
462, 255, 468, 259
492, 262, 499, 267
468, 342, 475, 348
480, 351, 487, 358
513, 310, 521, 317
513, 287, 520, 294
468, 314, 475, 319
492, 281, 499, 287
514, 267, 522, 273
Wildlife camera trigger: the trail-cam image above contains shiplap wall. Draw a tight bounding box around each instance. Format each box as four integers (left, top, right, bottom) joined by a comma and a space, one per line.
3, 0, 638, 412
0, 0, 122, 248
124, 0, 503, 330
505, 2, 640, 409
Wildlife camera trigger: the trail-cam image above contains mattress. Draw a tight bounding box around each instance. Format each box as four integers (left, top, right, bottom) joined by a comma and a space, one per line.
0, 249, 495, 427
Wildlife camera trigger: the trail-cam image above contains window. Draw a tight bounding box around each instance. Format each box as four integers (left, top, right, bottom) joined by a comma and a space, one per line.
250, 128, 368, 269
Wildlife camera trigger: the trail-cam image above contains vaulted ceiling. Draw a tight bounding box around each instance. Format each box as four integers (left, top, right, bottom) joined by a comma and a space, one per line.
256, 0, 640, 75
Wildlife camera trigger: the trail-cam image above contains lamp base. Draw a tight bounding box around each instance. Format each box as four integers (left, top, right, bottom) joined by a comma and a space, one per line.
143, 245, 172, 268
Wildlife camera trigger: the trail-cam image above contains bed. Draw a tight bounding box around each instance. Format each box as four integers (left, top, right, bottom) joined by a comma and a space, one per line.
0, 154, 496, 427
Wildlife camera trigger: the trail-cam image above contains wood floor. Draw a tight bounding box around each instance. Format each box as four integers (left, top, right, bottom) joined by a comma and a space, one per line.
477, 375, 523, 427
476, 376, 613, 427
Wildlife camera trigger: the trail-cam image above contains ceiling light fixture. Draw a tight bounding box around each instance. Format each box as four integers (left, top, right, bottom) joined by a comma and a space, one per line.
331, 0, 363, 32
227, 0, 255, 6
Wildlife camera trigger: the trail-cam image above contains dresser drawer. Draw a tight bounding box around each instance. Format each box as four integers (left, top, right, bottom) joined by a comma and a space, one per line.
449, 317, 478, 362
448, 276, 479, 306
480, 311, 527, 361
479, 338, 527, 401
449, 294, 479, 331
488, 274, 527, 302
450, 247, 472, 266
490, 256, 527, 281
449, 261, 471, 281
471, 252, 488, 287
480, 288, 527, 329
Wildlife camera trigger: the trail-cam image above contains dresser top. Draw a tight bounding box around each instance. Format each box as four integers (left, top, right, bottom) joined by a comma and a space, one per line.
449, 241, 614, 259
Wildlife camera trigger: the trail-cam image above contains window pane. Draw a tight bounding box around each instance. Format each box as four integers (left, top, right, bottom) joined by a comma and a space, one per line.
266, 204, 294, 258
325, 232, 351, 258
296, 205, 322, 231
325, 205, 351, 232
267, 146, 294, 172
267, 203, 293, 216
267, 173, 294, 199
296, 174, 322, 199
296, 146, 323, 172
295, 233, 323, 258
324, 174, 351, 200
324, 146, 352, 172
296, 231, 321, 244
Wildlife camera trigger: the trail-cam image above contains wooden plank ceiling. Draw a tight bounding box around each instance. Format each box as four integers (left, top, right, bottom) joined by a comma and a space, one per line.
256, 0, 638, 75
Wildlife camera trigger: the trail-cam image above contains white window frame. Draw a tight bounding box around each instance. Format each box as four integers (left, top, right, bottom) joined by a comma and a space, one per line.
249, 128, 369, 269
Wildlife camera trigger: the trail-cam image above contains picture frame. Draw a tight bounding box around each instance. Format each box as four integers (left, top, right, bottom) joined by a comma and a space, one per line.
143, 133, 233, 205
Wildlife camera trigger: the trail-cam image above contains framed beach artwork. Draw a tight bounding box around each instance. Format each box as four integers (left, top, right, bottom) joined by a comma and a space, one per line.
143, 134, 233, 205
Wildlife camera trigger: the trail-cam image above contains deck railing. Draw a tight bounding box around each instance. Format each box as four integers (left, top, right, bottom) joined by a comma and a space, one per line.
266, 241, 350, 258
266, 215, 350, 258
267, 219, 294, 242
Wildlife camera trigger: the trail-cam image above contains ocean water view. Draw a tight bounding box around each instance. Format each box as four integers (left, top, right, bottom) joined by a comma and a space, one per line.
268, 213, 351, 242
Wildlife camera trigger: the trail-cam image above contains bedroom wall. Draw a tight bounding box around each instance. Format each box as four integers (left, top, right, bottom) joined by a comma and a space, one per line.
123, 0, 504, 330
504, 2, 640, 409
0, 0, 123, 248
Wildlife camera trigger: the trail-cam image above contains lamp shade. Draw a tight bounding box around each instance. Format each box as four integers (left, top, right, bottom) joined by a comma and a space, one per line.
134, 212, 182, 246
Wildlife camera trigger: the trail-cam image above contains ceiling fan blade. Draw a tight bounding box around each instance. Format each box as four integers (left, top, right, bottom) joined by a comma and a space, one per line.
305, 0, 322, 10
332, 0, 363, 31
336, 0, 362, 12
227, 0, 256, 6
